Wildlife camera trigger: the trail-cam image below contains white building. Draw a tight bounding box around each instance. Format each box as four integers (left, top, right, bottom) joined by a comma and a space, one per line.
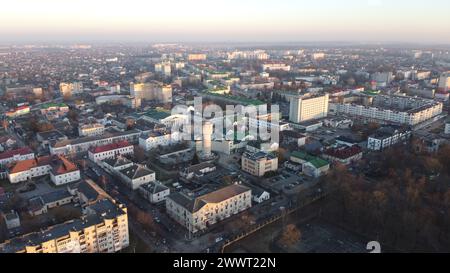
289, 93, 329, 123
0, 147, 35, 167
88, 141, 134, 163
180, 162, 216, 180
367, 126, 412, 151
261, 63, 291, 72
139, 131, 181, 151
166, 184, 252, 234
329, 95, 443, 126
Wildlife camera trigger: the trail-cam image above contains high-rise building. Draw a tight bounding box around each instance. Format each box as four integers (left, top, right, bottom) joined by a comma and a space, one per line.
439, 72, 450, 91
289, 93, 329, 123
188, 53, 207, 61
59, 82, 83, 97
130, 81, 172, 103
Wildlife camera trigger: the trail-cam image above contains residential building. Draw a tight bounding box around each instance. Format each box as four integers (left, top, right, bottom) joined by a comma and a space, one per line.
0, 147, 34, 167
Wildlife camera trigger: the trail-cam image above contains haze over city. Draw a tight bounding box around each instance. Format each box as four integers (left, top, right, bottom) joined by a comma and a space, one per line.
1, 0, 450, 43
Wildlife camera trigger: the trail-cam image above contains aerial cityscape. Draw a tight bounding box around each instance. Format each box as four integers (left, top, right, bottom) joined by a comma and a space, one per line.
0, 1, 450, 264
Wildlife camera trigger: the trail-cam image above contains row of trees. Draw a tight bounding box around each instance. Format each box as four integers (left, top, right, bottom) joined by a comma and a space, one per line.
321, 144, 450, 252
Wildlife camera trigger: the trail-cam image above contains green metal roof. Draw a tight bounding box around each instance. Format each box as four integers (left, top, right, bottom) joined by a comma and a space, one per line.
291, 151, 329, 168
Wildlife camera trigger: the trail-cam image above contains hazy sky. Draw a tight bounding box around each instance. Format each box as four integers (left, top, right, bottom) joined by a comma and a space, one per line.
1, 0, 450, 43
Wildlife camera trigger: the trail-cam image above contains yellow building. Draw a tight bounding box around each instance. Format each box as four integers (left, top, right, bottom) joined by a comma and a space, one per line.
166, 184, 252, 234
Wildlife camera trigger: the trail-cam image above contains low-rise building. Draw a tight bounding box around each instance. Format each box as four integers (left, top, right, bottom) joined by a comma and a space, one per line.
88, 141, 134, 162
367, 126, 412, 151
180, 162, 216, 180
0, 147, 34, 167
138, 182, 170, 204
102, 156, 134, 173
241, 151, 278, 177
323, 144, 363, 165
166, 184, 252, 234
7, 155, 80, 185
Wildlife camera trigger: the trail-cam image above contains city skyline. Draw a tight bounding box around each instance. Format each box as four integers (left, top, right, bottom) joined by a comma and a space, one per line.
1, 0, 450, 44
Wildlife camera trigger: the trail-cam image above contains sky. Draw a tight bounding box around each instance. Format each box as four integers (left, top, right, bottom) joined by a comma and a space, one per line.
1, 0, 450, 44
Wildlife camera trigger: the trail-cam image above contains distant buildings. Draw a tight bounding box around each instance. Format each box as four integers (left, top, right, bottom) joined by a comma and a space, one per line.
7, 155, 80, 185
289, 93, 329, 123
290, 151, 330, 178
166, 184, 252, 234
5, 104, 30, 118
367, 126, 412, 151
241, 151, 278, 177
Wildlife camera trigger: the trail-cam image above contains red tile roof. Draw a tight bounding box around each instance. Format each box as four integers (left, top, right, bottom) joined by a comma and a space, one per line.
51, 155, 78, 175
325, 145, 363, 160
89, 140, 131, 154
8, 155, 78, 175
0, 147, 33, 160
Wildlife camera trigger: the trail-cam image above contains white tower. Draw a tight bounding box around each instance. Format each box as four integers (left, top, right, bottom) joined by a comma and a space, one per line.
202, 121, 213, 158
